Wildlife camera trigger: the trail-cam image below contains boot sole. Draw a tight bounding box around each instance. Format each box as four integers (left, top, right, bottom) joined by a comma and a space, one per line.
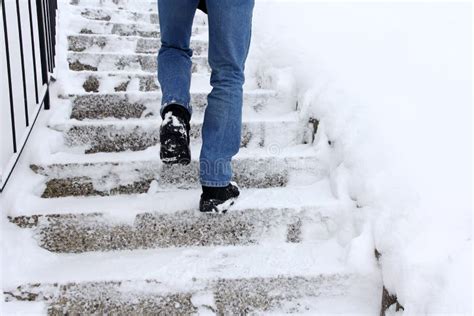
160, 133, 191, 165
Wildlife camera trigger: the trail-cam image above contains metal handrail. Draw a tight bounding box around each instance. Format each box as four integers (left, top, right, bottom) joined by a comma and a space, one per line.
0, 0, 57, 192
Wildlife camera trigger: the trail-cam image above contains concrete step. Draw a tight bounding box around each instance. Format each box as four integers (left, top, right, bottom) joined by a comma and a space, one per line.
68, 34, 208, 55
68, 91, 281, 119
30, 147, 325, 198
68, 52, 209, 73
51, 117, 311, 154
9, 205, 331, 253
4, 272, 380, 315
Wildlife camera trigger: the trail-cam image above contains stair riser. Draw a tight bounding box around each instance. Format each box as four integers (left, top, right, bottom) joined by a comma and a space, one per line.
9, 208, 317, 253
68, 53, 209, 73
31, 157, 324, 198
5, 276, 359, 315
68, 35, 208, 55
69, 92, 279, 119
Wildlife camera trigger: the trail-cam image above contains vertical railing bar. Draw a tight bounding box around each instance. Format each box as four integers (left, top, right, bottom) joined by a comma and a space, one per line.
43, 0, 52, 73
40, 0, 50, 73
28, 0, 39, 105
43, 0, 52, 111
15, 0, 30, 127
49, 0, 56, 68
36, 0, 48, 86
2, 0, 18, 153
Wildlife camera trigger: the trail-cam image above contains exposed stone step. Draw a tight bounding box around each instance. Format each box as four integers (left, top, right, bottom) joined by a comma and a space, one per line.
68, 52, 209, 73
9, 206, 328, 252
68, 19, 207, 38
30, 148, 324, 198
68, 34, 208, 55
51, 117, 310, 154
4, 273, 379, 315
68, 91, 281, 118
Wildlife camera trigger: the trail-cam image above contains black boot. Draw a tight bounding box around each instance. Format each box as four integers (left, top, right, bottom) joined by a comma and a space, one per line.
199, 182, 240, 214
160, 104, 191, 165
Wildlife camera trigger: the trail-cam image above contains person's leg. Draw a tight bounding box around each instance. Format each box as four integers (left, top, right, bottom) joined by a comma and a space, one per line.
158, 0, 199, 164
157, 0, 199, 116
199, 0, 255, 187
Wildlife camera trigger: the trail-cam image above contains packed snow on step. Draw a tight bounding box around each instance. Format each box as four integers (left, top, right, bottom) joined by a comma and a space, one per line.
252, 1, 471, 314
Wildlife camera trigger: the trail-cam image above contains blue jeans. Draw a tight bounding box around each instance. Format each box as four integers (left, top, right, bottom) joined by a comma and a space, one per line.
157, 0, 254, 187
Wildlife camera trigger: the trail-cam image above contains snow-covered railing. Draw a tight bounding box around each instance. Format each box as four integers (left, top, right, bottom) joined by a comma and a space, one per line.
0, 0, 57, 192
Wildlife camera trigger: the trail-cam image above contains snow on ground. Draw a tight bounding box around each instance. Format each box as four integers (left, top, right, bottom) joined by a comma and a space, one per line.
0, 0, 471, 315
249, 1, 472, 314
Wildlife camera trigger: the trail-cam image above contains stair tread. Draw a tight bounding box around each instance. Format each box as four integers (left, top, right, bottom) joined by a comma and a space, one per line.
52, 111, 299, 126
34, 144, 319, 166
2, 240, 373, 287
67, 51, 209, 73
9, 204, 342, 253
67, 18, 207, 38
29, 144, 325, 198
5, 253, 380, 314
66, 90, 286, 119
67, 33, 208, 53
8, 181, 337, 217
69, 1, 160, 13
72, 5, 160, 18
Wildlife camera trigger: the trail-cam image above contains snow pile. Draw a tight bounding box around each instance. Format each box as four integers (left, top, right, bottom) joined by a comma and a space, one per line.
250, 1, 472, 314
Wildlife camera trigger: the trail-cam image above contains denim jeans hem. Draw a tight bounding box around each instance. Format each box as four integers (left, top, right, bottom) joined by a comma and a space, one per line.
200, 179, 230, 187
160, 98, 193, 117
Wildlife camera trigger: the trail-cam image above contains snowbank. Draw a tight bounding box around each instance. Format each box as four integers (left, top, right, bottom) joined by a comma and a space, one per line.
249, 1, 472, 314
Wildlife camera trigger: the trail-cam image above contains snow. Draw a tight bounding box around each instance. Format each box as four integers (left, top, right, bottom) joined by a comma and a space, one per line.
1, 0, 471, 314
249, 1, 472, 314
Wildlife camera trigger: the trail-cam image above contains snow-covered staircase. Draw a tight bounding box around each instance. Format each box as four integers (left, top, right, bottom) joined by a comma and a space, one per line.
2, 1, 382, 314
